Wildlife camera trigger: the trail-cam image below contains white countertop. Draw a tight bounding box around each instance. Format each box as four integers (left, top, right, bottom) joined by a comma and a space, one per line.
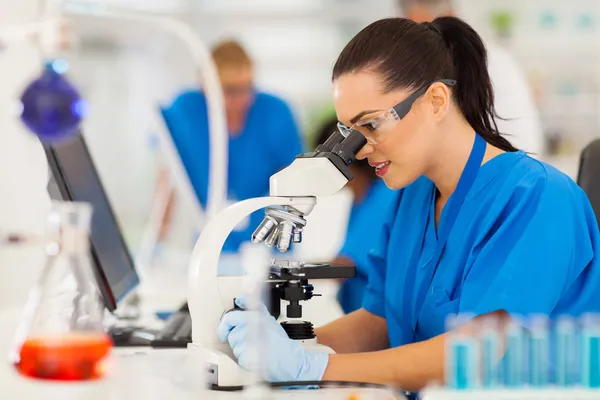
2, 342, 398, 399
0, 262, 401, 399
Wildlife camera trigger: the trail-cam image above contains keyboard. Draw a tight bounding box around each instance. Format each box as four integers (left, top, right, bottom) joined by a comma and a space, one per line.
110, 303, 192, 348
151, 307, 192, 348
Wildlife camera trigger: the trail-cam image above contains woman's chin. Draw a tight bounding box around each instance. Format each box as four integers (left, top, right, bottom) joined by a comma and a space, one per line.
381, 170, 419, 191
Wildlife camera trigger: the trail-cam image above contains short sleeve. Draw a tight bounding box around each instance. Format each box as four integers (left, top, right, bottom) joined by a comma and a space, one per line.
360, 188, 403, 318
361, 248, 388, 318
160, 90, 210, 206
161, 90, 208, 141
339, 182, 399, 274
459, 171, 599, 317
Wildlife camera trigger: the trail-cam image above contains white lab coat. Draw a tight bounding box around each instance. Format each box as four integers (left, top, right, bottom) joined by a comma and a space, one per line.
487, 43, 545, 157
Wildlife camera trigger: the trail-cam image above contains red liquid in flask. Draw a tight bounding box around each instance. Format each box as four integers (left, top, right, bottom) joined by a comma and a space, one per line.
15, 333, 112, 381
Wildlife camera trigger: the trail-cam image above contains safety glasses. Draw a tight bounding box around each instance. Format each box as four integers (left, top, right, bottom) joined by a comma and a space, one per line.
337, 79, 457, 145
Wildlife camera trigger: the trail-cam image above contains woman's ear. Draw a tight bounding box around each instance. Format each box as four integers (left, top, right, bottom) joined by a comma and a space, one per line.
428, 82, 451, 120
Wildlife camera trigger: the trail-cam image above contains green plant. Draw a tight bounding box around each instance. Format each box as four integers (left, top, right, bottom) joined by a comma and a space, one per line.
490, 10, 515, 38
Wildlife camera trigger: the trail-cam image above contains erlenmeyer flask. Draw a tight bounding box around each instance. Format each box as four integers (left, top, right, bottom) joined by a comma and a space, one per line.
12, 201, 112, 381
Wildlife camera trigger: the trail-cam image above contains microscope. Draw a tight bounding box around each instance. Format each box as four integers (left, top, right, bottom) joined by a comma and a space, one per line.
187, 129, 366, 389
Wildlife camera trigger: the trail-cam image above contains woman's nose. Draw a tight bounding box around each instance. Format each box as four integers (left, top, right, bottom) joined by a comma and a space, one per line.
356, 142, 374, 160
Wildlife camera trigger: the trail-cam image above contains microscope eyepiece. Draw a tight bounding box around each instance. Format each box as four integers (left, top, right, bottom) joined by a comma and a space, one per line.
315, 129, 345, 154
331, 130, 367, 166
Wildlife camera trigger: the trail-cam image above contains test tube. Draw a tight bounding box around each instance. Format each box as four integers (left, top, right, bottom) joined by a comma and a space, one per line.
555, 315, 579, 387
445, 314, 479, 390
502, 318, 526, 388
528, 314, 550, 387
580, 313, 600, 388
479, 316, 501, 389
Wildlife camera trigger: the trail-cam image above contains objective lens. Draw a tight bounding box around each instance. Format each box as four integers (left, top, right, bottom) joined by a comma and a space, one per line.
292, 228, 302, 243
277, 221, 294, 252
251, 216, 277, 244
264, 225, 280, 248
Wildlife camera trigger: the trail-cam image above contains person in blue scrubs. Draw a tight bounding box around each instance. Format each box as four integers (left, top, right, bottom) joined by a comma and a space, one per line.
314, 118, 400, 314
160, 40, 303, 252
217, 17, 600, 390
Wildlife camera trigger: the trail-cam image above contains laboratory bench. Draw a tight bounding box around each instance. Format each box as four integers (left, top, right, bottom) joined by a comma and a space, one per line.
4, 261, 596, 399
0, 265, 402, 399
1, 342, 398, 399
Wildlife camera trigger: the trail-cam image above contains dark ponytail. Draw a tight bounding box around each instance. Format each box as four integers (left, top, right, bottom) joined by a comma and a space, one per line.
433, 17, 516, 151
332, 17, 518, 152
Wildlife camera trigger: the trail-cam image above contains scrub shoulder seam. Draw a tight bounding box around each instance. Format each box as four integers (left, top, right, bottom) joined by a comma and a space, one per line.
463, 152, 547, 205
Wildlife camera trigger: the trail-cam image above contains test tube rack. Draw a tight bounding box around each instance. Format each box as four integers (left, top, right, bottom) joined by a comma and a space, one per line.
420, 387, 600, 400
431, 314, 600, 399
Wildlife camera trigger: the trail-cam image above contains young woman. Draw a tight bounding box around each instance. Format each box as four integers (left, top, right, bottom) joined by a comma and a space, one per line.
218, 17, 600, 391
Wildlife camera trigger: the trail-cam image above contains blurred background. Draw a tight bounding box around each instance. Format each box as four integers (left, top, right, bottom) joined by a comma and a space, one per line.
2, 0, 600, 306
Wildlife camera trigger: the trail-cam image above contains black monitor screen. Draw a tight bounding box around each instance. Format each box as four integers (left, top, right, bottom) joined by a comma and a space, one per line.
44, 133, 139, 311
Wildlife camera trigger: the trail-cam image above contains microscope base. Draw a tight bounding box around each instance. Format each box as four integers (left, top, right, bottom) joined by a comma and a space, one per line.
188, 342, 245, 389
189, 341, 334, 390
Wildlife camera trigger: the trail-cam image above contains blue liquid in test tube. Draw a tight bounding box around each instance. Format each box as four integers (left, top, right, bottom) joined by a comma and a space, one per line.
528, 315, 550, 387
503, 321, 525, 388
450, 339, 477, 389
446, 314, 478, 390
555, 316, 578, 387
480, 317, 500, 388
581, 314, 600, 388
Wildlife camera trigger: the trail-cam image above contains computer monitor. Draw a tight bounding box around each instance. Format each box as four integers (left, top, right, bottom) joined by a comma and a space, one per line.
43, 133, 140, 312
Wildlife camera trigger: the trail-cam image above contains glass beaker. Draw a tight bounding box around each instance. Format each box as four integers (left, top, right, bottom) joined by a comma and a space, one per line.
11, 201, 112, 381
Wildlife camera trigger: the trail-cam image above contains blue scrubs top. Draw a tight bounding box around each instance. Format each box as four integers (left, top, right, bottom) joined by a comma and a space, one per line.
362, 150, 600, 348
337, 180, 401, 314
160, 90, 303, 252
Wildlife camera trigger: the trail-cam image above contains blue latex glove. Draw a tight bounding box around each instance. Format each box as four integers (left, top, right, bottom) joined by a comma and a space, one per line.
217, 295, 330, 382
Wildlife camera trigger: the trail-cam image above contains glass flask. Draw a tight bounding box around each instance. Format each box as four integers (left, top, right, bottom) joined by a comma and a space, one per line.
11, 201, 112, 381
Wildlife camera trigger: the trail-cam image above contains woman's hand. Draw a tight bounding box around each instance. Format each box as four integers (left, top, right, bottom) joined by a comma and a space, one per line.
217, 295, 330, 382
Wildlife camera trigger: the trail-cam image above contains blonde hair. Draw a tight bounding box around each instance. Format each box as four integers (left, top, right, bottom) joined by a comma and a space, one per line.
398, 0, 453, 15
211, 40, 253, 70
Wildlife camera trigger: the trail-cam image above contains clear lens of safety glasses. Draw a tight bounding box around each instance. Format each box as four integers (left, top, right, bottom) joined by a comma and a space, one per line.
355, 109, 401, 145
336, 121, 352, 138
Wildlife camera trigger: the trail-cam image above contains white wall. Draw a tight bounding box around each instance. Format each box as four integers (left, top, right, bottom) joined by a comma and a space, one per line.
66, 22, 197, 253
0, 1, 50, 310
458, 0, 600, 156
